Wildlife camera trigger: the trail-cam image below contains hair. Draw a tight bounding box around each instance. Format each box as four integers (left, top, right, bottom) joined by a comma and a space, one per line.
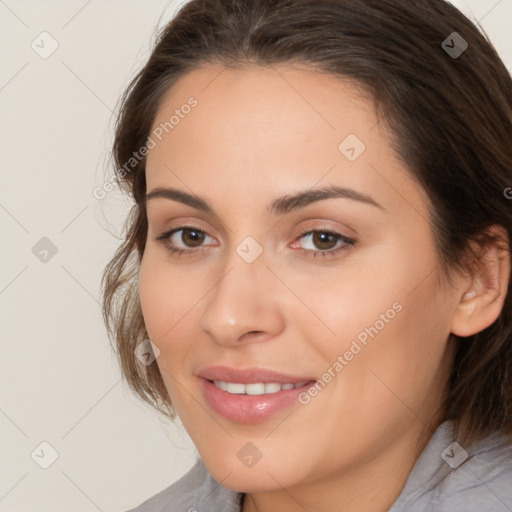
101, 0, 512, 447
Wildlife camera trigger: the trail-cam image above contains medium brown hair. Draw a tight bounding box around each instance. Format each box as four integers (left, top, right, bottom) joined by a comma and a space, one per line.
101, 0, 512, 447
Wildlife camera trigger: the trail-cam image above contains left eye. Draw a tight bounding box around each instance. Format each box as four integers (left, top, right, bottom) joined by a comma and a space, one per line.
300, 231, 340, 251
294, 230, 355, 253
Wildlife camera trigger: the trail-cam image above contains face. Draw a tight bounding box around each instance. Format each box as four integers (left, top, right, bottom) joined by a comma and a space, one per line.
139, 65, 460, 493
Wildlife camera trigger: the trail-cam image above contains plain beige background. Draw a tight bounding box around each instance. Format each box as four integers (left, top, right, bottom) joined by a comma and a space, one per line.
0, 1, 511, 511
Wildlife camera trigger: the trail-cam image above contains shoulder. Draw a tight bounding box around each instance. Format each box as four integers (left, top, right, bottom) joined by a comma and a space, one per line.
124, 457, 243, 512
392, 421, 512, 512
435, 428, 512, 511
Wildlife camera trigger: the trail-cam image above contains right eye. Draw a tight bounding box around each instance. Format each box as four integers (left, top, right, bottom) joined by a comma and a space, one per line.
156, 226, 217, 256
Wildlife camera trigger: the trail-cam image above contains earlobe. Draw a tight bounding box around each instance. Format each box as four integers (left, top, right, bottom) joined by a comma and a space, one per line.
450, 225, 510, 338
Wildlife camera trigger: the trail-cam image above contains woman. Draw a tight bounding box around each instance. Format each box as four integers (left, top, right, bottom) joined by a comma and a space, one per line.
102, 0, 512, 510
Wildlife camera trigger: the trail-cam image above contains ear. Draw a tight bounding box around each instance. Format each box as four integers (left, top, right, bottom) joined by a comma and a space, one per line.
450, 225, 510, 338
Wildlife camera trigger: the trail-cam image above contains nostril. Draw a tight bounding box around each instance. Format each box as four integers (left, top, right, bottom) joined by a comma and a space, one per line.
240, 331, 266, 342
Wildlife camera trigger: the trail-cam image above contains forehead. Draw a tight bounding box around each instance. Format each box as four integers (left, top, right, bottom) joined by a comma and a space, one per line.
145, 64, 428, 217
149, 64, 379, 157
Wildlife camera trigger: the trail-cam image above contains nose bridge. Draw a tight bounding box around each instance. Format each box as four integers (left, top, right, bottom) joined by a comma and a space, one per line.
199, 238, 283, 345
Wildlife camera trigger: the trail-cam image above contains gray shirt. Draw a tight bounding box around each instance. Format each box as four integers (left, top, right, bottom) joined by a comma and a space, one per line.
126, 420, 512, 511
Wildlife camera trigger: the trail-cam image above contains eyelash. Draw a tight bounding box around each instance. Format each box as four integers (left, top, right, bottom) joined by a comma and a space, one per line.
155, 225, 356, 259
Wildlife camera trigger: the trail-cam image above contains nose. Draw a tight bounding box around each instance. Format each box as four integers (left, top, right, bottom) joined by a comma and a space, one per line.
198, 250, 285, 347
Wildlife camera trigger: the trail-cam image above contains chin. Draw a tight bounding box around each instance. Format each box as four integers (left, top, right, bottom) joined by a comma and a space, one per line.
204, 456, 300, 493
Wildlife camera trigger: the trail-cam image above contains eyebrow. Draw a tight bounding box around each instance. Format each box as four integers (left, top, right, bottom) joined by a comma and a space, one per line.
145, 185, 386, 214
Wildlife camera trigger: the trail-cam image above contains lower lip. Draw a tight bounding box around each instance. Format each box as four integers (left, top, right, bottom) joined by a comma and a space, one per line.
200, 378, 316, 424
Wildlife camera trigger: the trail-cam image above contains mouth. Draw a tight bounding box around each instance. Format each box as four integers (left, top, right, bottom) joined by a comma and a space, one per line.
197, 367, 317, 424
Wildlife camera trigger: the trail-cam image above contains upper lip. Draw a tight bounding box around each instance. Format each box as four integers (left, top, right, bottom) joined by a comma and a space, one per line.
198, 366, 317, 384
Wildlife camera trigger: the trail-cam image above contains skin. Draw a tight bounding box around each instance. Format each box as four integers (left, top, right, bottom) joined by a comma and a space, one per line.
138, 64, 510, 512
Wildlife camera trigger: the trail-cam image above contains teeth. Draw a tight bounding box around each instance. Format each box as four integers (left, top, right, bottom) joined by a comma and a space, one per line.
213, 380, 308, 395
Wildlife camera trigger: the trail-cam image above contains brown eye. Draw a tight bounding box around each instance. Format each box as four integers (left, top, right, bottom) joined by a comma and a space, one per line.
180, 228, 205, 247
311, 231, 339, 251
156, 227, 215, 254
293, 229, 356, 257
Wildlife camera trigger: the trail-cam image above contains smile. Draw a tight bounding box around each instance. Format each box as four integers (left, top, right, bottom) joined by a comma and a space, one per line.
212, 380, 309, 395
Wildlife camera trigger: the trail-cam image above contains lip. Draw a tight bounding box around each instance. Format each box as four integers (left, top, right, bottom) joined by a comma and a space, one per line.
197, 366, 317, 424
197, 365, 316, 384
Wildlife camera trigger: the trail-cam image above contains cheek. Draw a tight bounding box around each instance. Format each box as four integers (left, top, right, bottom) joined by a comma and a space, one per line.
138, 248, 217, 375
138, 254, 168, 340
139, 251, 191, 364
340, 276, 452, 419
138, 250, 196, 345
286, 247, 403, 355
305, 244, 451, 412
138, 252, 196, 401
